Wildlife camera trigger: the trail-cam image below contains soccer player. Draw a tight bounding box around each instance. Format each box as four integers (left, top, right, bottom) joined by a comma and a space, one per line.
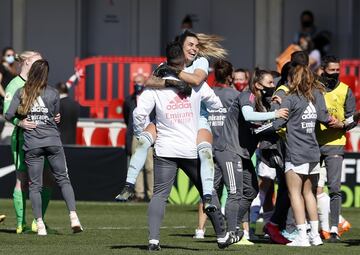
116, 31, 227, 210
134, 41, 239, 251
3, 51, 53, 233
193, 59, 240, 239
256, 65, 343, 246
5, 59, 82, 236
210, 68, 288, 242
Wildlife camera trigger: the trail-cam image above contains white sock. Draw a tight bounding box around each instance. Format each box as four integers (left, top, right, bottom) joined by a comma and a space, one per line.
330, 226, 338, 234
197, 142, 215, 196
317, 192, 330, 231
243, 229, 250, 240
296, 224, 308, 239
339, 215, 345, 223
309, 221, 319, 236
69, 211, 78, 218
250, 193, 261, 223
36, 218, 44, 224
126, 132, 153, 184
149, 239, 159, 245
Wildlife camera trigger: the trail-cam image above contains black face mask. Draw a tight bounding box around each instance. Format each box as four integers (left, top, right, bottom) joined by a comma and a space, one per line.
322, 72, 339, 89
261, 86, 275, 98
134, 84, 144, 95
261, 87, 275, 110
301, 20, 313, 28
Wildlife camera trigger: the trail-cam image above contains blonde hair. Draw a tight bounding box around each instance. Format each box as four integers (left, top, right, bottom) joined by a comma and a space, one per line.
196, 33, 227, 59
18, 59, 49, 115
15, 50, 41, 63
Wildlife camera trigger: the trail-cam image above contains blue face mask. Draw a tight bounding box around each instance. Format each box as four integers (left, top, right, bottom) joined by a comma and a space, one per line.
134, 84, 144, 95
5, 55, 15, 64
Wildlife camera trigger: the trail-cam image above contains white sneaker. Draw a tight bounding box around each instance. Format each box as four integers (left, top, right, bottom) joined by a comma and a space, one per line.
193, 228, 205, 239
309, 233, 323, 246
70, 214, 83, 233
37, 220, 47, 236
286, 235, 311, 247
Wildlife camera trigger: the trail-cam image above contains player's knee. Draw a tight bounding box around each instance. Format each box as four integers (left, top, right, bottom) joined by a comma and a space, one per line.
138, 131, 154, 147
29, 184, 42, 193
197, 142, 212, 158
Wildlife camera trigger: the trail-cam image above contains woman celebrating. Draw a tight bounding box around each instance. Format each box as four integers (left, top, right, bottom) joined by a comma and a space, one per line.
116, 31, 226, 210
256, 65, 343, 246
211, 68, 288, 240
3, 51, 53, 234
5, 60, 82, 236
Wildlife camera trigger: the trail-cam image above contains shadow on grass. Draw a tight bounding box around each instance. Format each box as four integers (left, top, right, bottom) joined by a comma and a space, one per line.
168, 233, 194, 238
0, 229, 15, 234
110, 244, 200, 251
342, 239, 360, 246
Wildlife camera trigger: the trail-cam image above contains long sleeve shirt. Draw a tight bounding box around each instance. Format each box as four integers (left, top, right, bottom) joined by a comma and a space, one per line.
5, 86, 62, 151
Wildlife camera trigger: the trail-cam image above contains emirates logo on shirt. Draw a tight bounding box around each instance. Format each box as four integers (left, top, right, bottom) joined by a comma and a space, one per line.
301, 102, 316, 134
165, 95, 193, 125
166, 95, 191, 110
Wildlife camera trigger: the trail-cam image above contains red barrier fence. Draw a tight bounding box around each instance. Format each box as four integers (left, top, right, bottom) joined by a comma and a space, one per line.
74, 56, 166, 118
72, 57, 360, 149
340, 59, 360, 110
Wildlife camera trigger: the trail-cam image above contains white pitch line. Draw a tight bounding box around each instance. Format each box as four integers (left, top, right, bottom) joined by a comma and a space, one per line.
0, 164, 16, 178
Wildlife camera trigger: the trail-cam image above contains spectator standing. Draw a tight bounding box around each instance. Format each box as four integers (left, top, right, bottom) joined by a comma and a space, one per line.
1, 47, 17, 138
233, 68, 250, 92
55, 82, 80, 144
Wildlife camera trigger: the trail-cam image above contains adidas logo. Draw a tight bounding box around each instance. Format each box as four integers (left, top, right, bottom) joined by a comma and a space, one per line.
31, 96, 48, 113
301, 102, 317, 120
166, 95, 191, 110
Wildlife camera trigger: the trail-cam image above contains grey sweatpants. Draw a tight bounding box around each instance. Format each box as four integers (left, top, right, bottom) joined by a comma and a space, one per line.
236, 158, 259, 227
323, 154, 343, 228
214, 150, 243, 232
148, 155, 227, 241
25, 146, 76, 219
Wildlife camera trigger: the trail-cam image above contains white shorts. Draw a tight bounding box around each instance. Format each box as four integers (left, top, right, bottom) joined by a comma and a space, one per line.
285, 162, 320, 175
198, 115, 211, 132
257, 161, 276, 180
317, 162, 327, 187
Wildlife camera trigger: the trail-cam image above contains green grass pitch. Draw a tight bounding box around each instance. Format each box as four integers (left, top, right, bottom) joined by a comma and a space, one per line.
0, 199, 359, 254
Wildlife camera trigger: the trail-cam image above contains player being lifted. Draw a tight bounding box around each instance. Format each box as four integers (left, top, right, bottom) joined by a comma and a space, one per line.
115, 31, 227, 211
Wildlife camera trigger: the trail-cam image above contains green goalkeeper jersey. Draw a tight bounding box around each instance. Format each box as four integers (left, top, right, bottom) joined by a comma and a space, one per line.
3, 75, 26, 140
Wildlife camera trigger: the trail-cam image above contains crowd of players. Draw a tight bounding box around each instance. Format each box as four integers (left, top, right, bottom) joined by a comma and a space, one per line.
115, 30, 359, 250
1, 30, 357, 250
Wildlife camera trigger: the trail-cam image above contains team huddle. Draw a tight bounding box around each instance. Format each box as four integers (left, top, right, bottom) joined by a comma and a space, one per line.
1, 30, 358, 250
115, 30, 359, 250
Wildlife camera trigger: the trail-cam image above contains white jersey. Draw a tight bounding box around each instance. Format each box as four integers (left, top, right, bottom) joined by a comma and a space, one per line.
133, 79, 221, 159
184, 57, 209, 75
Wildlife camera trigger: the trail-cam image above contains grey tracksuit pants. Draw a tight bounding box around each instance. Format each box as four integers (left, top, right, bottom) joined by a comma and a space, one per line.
25, 146, 76, 218
148, 154, 227, 241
